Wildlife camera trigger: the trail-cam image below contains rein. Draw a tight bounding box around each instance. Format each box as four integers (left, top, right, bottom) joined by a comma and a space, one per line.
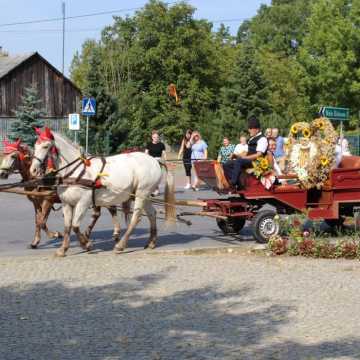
37, 143, 108, 207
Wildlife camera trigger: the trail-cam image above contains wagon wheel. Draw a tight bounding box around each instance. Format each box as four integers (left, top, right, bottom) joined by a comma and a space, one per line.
216, 217, 246, 235
252, 210, 279, 243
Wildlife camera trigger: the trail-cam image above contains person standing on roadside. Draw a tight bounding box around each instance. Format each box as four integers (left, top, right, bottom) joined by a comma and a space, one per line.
191, 131, 208, 191
145, 130, 166, 195
178, 129, 193, 190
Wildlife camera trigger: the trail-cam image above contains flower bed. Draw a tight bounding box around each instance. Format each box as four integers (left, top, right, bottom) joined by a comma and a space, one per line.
268, 215, 360, 260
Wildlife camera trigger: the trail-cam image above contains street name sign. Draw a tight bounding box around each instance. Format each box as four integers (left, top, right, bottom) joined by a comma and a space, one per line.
319, 106, 349, 121
68, 113, 80, 130
82, 97, 96, 116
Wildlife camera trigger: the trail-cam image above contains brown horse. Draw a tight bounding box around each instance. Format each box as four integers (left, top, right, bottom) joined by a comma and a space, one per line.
0, 139, 124, 249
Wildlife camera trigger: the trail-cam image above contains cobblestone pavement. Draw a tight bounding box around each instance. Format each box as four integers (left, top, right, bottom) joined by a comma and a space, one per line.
1, 253, 360, 360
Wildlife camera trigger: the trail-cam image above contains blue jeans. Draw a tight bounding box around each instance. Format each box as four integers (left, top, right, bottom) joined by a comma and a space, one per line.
223, 158, 252, 186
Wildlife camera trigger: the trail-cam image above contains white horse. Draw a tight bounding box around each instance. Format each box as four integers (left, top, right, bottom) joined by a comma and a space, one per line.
30, 128, 176, 257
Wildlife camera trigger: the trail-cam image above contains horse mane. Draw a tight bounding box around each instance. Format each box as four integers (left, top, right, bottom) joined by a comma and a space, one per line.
52, 132, 79, 151
52, 132, 80, 163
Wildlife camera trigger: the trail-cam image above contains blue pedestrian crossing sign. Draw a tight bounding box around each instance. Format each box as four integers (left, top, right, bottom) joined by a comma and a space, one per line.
82, 97, 96, 116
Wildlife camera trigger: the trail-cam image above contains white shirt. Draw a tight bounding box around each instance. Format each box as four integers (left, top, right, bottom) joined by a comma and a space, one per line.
234, 143, 248, 155
255, 134, 268, 154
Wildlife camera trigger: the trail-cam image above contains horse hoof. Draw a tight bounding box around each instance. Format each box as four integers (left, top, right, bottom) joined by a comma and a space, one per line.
30, 244, 38, 249
144, 242, 156, 250
85, 241, 93, 252
114, 245, 124, 253
55, 249, 66, 257
55, 232, 63, 238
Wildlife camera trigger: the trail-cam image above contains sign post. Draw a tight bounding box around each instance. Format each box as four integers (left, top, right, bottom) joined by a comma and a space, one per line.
319, 106, 350, 155
68, 113, 80, 144
81, 97, 96, 154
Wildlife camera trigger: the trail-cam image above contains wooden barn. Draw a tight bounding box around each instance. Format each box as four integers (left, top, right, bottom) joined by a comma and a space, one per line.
0, 51, 81, 117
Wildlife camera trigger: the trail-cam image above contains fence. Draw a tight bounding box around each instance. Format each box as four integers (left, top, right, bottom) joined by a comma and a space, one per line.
346, 135, 360, 156
0, 117, 68, 152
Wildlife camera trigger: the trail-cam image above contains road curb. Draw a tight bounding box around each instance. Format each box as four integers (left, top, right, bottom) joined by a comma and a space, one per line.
144, 244, 269, 256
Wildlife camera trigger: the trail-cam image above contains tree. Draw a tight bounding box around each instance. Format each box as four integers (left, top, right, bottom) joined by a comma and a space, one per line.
218, 44, 271, 141
9, 86, 44, 147
246, 0, 314, 55
71, 0, 232, 151
80, 47, 121, 155
258, 50, 311, 131
299, 0, 360, 120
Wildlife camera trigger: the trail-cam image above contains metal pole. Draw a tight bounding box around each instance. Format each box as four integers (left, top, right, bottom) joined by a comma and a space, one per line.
61, 1, 65, 75
74, 130, 78, 145
340, 120, 344, 156
86, 116, 89, 154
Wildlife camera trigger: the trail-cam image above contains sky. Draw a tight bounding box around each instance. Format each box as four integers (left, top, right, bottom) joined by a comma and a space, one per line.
0, 0, 271, 76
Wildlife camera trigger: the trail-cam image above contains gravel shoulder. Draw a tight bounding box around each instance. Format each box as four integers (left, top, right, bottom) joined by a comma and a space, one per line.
1, 252, 360, 360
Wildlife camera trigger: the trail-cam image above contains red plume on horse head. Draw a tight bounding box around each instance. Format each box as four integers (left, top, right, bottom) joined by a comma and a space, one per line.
35, 127, 54, 143
3, 138, 21, 154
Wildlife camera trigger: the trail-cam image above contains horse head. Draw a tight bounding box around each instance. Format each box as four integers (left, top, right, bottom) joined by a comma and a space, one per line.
30, 127, 57, 177
0, 139, 31, 179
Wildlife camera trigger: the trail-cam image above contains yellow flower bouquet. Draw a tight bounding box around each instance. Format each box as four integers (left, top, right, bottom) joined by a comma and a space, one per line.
252, 156, 272, 178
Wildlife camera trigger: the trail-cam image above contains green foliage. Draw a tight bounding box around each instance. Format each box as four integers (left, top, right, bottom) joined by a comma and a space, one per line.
70, 0, 360, 154
217, 43, 270, 142
71, 0, 235, 154
79, 46, 121, 155
298, 0, 360, 125
9, 86, 44, 147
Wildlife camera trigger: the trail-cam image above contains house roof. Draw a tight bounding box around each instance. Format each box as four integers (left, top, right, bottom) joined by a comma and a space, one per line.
0, 51, 80, 92
0, 52, 35, 78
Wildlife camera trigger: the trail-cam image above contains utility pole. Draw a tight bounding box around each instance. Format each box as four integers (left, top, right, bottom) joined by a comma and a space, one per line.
62, 1, 65, 75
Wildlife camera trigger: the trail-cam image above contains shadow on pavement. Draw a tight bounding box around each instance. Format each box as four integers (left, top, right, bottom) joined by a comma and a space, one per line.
0, 269, 359, 359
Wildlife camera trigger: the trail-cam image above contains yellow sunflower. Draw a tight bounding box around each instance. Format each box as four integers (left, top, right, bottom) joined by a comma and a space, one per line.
317, 119, 325, 130
302, 128, 311, 138
291, 125, 298, 135
320, 157, 329, 166
260, 157, 269, 170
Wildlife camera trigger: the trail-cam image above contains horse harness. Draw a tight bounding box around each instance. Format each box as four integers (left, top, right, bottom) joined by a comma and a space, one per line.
42, 153, 107, 208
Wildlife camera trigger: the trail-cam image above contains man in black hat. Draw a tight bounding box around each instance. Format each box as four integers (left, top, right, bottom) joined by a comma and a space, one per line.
223, 116, 268, 187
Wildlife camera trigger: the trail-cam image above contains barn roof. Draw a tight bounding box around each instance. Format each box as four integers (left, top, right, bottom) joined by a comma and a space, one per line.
0, 52, 35, 78
0, 51, 80, 92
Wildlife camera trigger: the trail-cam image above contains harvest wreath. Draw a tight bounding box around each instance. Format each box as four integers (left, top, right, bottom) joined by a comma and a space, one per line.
287, 117, 337, 189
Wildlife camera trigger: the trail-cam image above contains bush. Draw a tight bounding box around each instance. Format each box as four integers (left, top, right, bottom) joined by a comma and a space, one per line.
341, 241, 358, 259
268, 235, 288, 255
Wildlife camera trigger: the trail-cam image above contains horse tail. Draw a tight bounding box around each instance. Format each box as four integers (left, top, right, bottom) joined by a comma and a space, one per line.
161, 163, 176, 225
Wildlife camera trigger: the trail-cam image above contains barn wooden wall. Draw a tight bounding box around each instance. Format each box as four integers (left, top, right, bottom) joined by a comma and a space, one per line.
0, 55, 81, 117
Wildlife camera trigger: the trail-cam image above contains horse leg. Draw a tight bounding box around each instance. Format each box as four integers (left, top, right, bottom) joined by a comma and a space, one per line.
55, 204, 73, 257
30, 199, 42, 249
143, 200, 157, 250
107, 206, 121, 243
72, 196, 93, 252
40, 200, 63, 239
114, 196, 144, 253
122, 200, 131, 226
84, 206, 101, 239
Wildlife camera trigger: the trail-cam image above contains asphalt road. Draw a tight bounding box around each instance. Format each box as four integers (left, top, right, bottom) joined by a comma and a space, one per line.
0, 174, 254, 257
